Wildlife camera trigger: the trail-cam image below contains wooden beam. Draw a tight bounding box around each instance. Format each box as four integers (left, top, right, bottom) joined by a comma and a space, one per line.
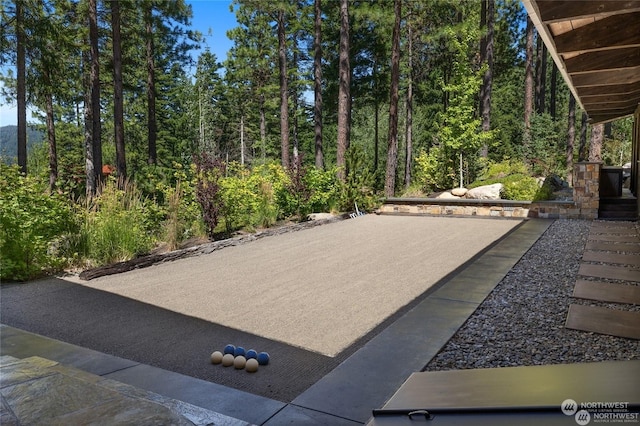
589, 112, 635, 123
583, 99, 640, 110
555, 12, 640, 54
578, 80, 640, 96
538, 1, 640, 23
587, 108, 639, 120
572, 66, 640, 87
581, 90, 640, 103
565, 47, 640, 73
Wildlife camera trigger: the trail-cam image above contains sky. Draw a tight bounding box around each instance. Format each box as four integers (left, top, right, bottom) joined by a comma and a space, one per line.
0, 0, 238, 127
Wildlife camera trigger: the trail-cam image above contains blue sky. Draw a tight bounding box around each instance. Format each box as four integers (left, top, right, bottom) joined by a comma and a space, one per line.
0, 0, 238, 127
188, 0, 237, 65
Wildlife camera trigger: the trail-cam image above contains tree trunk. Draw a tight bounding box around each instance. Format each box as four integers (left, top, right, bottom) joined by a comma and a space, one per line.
535, 38, 546, 114
336, 0, 351, 181
292, 34, 300, 170
240, 115, 245, 165
260, 94, 266, 162
43, 66, 57, 191
374, 100, 379, 172
579, 112, 588, 161
145, 4, 157, 165
550, 62, 557, 119
404, 20, 413, 189
588, 124, 603, 162
524, 17, 534, 141
384, 0, 401, 198
16, 0, 27, 174
566, 93, 575, 185
313, 0, 324, 170
84, 0, 102, 197
112, 0, 126, 187
479, 0, 494, 158
277, 9, 290, 169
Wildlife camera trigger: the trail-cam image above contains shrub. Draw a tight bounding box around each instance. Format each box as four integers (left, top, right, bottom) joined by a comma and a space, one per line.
153, 163, 206, 250
0, 164, 78, 280
303, 166, 340, 213
469, 160, 542, 201
413, 148, 455, 193
194, 153, 225, 238
81, 179, 155, 266
338, 145, 379, 212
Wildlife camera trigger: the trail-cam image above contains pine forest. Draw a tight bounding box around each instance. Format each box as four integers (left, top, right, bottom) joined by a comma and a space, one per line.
0, 0, 633, 281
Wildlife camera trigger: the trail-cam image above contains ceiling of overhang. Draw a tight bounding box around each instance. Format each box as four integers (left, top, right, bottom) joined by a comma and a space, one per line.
523, 0, 640, 124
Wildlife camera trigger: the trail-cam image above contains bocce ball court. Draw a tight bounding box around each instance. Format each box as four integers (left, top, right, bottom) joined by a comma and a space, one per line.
1, 215, 553, 424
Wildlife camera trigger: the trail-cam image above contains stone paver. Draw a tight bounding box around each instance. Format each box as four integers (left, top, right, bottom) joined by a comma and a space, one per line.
0, 355, 249, 426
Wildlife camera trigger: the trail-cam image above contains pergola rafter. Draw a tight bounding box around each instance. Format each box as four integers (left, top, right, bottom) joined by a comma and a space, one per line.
524, 0, 640, 124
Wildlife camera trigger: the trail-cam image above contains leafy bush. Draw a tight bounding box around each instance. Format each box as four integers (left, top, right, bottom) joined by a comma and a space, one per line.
303, 166, 340, 213
81, 179, 155, 266
0, 164, 77, 280
480, 159, 529, 180
413, 148, 454, 193
150, 163, 206, 250
338, 145, 379, 212
500, 174, 540, 200
194, 153, 225, 238
470, 160, 542, 200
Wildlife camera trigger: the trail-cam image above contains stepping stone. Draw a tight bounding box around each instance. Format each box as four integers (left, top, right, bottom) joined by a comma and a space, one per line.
590, 222, 637, 230
582, 250, 640, 266
578, 263, 640, 282
565, 304, 640, 339
588, 234, 639, 243
585, 241, 640, 253
589, 228, 637, 235
573, 279, 640, 305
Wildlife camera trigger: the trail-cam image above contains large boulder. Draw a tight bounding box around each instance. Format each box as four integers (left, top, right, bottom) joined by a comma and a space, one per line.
451, 187, 468, 197
465, 183, 503, 200
436, 191, 460, 199
307, 212, 336, 221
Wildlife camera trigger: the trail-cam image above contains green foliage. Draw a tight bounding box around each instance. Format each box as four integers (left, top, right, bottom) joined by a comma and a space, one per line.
338, 145, 379, 212
303, 166, 341, 213
219, 162, 292, 233
470, 160, 547, 201
80, 179, 155, 266
533, 179, 555, 202
526, 113, 566, 176
0, 164, 77, 280
413, 147, 454, 193
152, 163, 207, 250
194, 154, 225, 238
479, 159, 529, 180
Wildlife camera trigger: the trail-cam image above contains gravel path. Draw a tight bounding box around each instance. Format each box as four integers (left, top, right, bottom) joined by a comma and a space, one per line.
425, 219, 640, 371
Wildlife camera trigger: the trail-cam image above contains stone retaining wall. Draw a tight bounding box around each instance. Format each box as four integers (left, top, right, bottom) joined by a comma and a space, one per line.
378, 199, 580, 219
380, 162, 603, 220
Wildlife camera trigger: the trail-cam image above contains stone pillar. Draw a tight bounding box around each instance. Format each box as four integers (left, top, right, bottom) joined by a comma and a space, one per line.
573, 162, 601, 219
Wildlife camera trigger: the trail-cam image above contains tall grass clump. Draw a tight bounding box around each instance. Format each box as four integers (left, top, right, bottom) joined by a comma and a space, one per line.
0, 164, 77, 281
81, 179, 154, 266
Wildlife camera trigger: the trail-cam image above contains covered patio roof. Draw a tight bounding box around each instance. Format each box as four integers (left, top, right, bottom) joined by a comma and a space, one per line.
523, 0, 640, 124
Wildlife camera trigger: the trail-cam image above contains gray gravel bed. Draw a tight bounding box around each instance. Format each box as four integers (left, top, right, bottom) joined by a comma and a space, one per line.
425, 219, 640, 371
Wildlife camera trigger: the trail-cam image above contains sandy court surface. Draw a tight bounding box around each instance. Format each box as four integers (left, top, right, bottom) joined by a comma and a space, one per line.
66, 215, 522, 356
